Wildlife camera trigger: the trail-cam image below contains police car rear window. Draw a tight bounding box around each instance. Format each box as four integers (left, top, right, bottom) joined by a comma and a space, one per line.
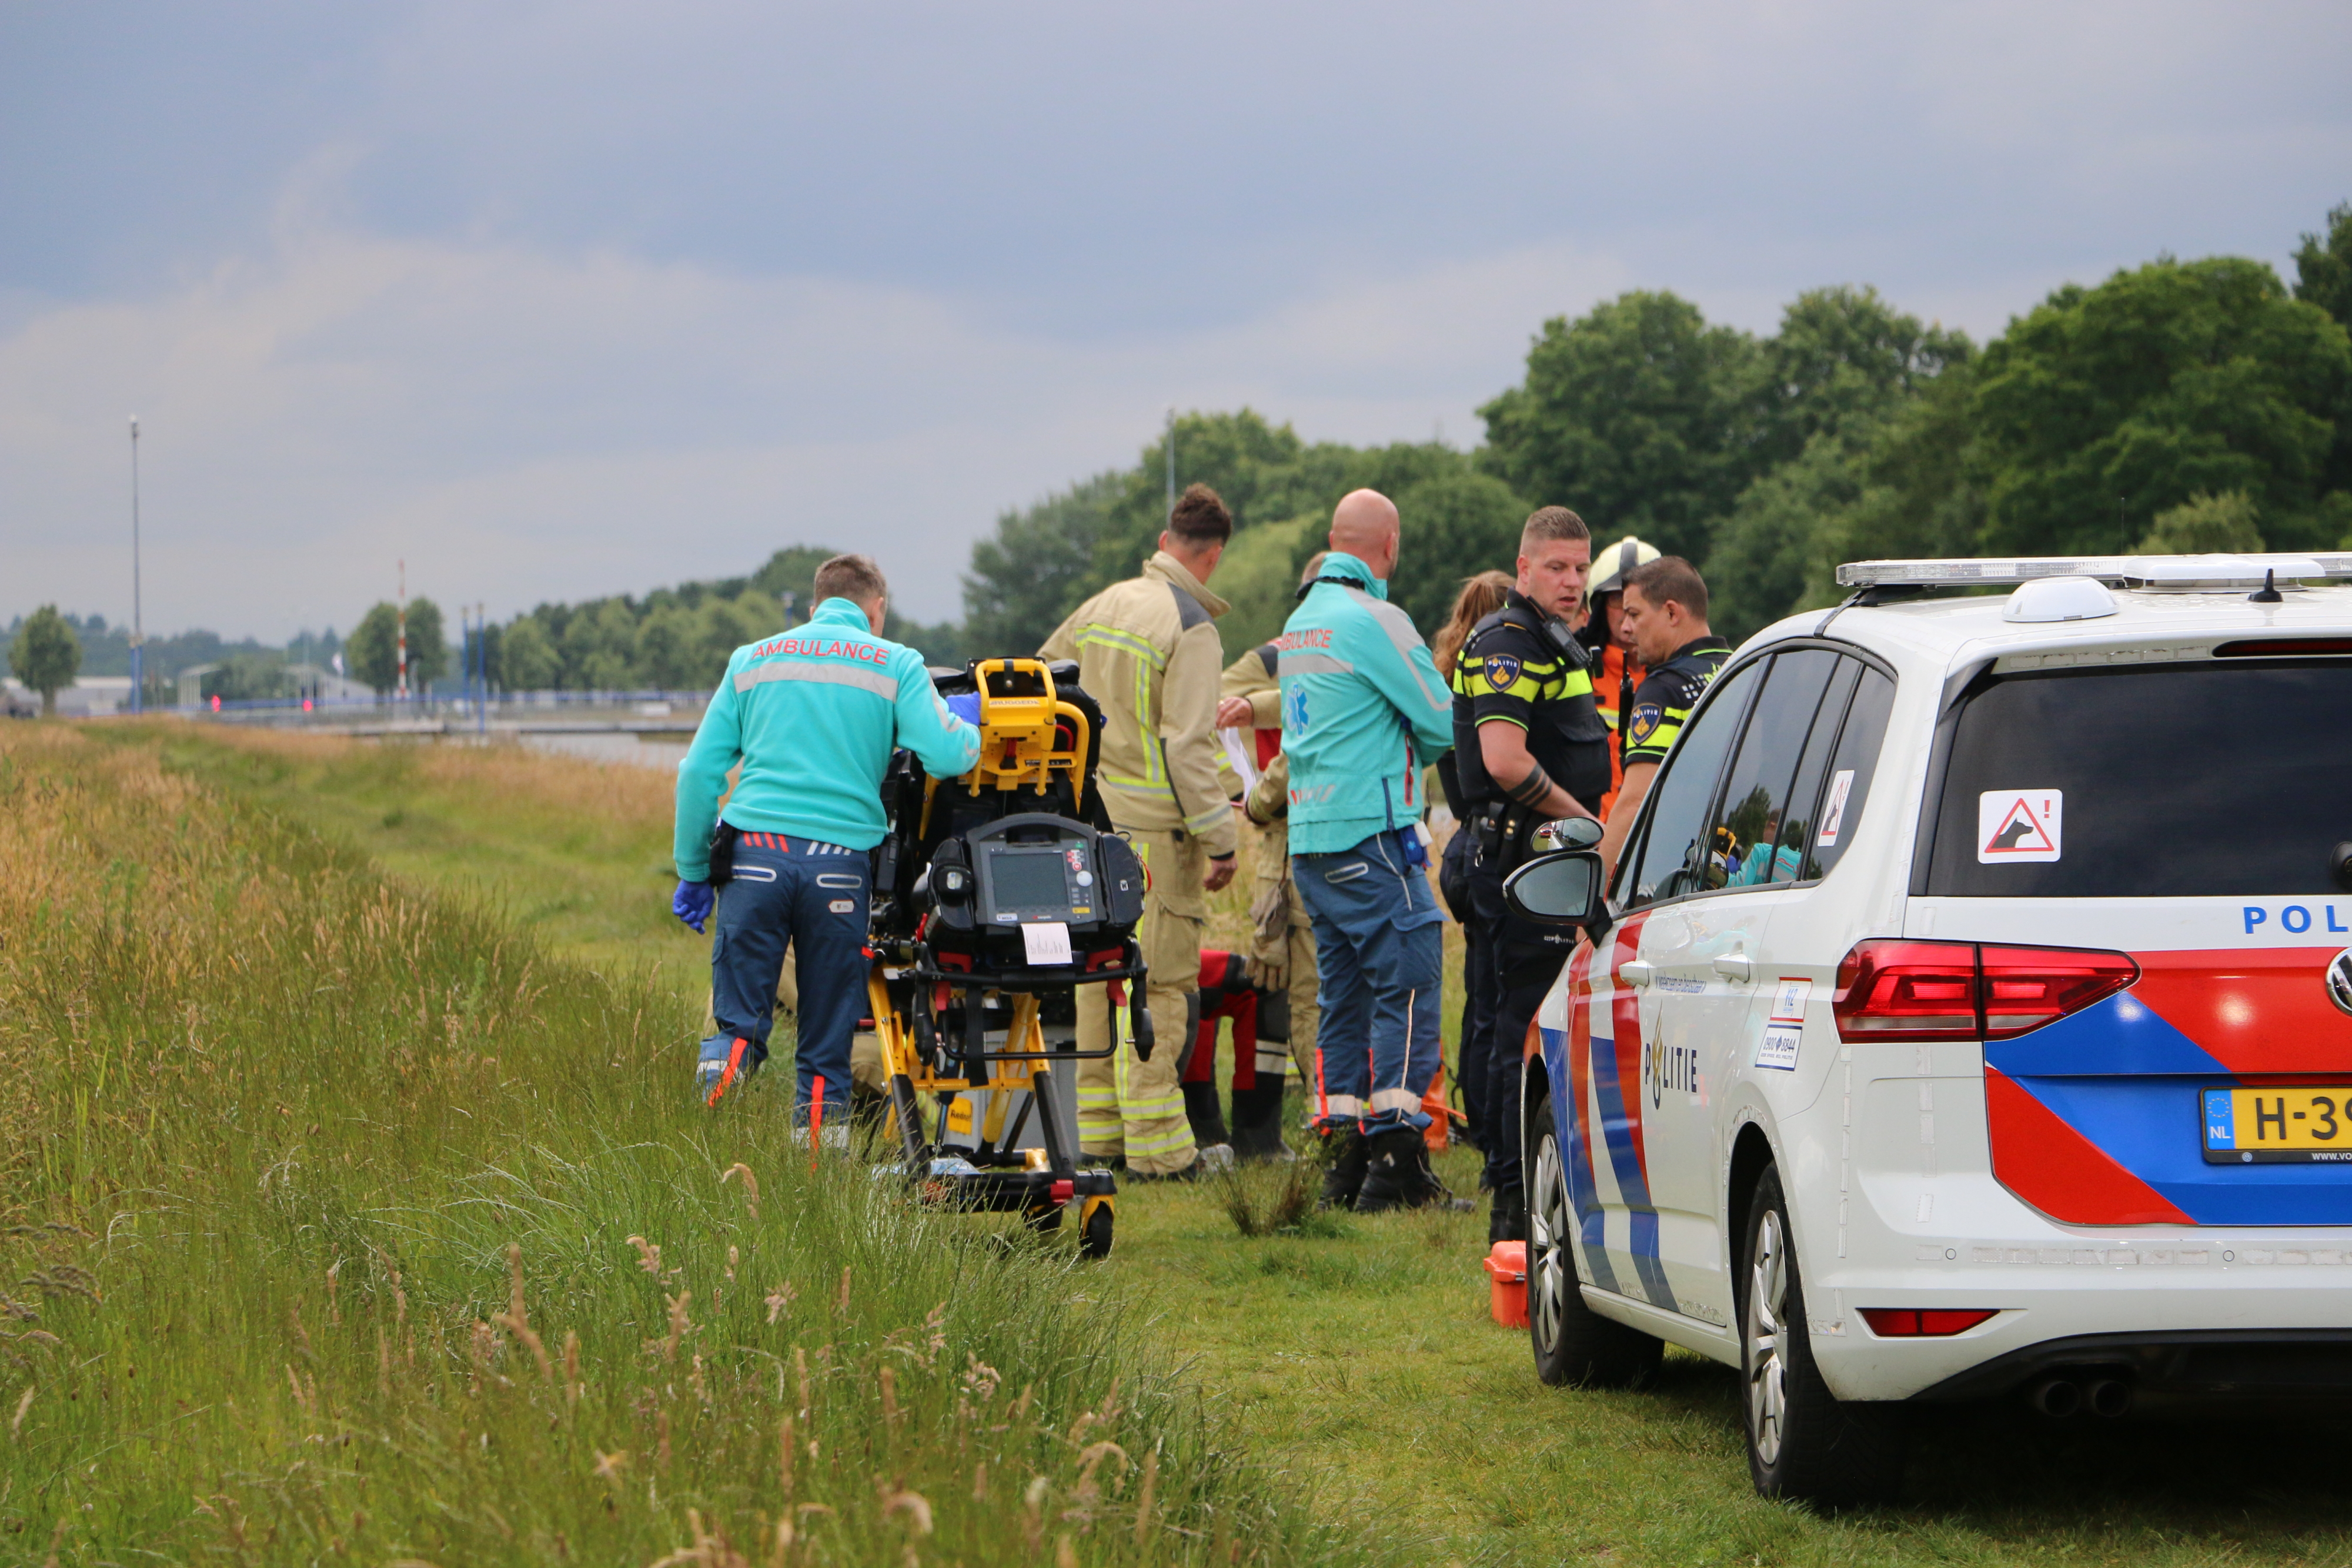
1926, 661, 2352, 897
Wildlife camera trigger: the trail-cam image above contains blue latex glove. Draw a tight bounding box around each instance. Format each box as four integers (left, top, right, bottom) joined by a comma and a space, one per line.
673, 879, 714, 934
946, 692, 982, 727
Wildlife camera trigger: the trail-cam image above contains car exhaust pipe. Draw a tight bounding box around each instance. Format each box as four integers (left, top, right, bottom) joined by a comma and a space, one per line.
2029, 1376, 2082, 1418
2085, 1378, 2133, 1419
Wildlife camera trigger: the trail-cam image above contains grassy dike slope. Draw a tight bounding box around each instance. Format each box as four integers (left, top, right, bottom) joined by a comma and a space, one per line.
0, 724, 1340, 1567
38, 724, 2352, 1567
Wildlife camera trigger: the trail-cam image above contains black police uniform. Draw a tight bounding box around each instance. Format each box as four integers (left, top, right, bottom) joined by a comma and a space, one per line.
1448, 589, 1611, 1236
1619, 636, 1736, 773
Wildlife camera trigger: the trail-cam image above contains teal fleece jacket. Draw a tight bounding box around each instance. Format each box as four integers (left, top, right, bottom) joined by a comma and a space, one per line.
1275, 552, 1454, 854
672, 599, 981, 879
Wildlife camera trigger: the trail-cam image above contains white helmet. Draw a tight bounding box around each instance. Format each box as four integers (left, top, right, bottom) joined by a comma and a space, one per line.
1587, 536, 1661, 600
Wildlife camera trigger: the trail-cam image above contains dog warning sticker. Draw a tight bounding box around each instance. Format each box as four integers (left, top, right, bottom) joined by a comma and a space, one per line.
1977, 790, 2062, 864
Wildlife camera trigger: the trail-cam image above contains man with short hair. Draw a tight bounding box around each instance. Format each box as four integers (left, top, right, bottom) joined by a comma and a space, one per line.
1598, 556, 1735, 877
672, 553, 981, 1136
1041, 484, 1240, 1179
1280, 490, 1459, 1211
1449, 506, 1608, 1241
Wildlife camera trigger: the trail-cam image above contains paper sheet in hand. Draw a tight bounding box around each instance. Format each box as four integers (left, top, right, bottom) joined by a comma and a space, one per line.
1021, 921, 1074, 965
1219, 727, 1261, 794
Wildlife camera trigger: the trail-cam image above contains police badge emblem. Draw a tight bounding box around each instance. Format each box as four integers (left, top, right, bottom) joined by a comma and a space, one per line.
1627, 703, 1663, 745
1485, 653, 1522, 692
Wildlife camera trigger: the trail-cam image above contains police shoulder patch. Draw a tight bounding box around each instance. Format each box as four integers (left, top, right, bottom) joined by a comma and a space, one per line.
1627, 704, 1664, 745
1484, 653, 1523, 692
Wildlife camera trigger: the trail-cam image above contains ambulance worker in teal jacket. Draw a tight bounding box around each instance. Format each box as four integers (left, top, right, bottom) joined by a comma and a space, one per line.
1277, 490, 1461, 1212
670, 553, 980, 1138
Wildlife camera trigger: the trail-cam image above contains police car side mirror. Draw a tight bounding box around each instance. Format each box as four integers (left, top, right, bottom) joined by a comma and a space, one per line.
1532, 816, 1604, 852
1504, 851, 1608, 928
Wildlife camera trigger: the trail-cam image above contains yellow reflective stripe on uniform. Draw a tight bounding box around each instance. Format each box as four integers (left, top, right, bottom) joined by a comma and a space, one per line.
1075, 623, 1172, 791
1183, 803, 1230, 834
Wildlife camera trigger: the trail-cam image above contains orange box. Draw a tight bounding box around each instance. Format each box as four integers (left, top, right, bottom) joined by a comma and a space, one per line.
1484, 1240, 1528, 1329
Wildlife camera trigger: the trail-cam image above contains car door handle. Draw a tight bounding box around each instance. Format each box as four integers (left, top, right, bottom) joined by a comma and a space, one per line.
1619, 960, 1654, 987
1712, 954, 1753, 982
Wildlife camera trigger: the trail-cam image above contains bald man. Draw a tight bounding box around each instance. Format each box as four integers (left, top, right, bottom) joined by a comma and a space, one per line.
1277, 490, 1462, 1212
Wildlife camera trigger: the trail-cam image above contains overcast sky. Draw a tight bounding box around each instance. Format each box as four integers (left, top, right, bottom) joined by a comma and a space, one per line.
5, 1, 2348, 638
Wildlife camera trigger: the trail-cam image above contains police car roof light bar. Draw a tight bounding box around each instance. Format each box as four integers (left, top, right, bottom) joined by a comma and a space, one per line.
1836, 553, 2352, 591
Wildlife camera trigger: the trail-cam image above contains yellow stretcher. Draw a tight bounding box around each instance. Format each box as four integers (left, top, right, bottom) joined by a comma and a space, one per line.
865, 658, 1150, 1259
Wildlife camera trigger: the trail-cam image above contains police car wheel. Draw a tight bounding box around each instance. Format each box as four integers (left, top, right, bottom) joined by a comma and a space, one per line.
1739, 1165, 1906, 1506
1527, 1089, 1661, 1390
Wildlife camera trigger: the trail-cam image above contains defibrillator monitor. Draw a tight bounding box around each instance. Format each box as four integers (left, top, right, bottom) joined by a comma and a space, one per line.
980, 843, 1094, 925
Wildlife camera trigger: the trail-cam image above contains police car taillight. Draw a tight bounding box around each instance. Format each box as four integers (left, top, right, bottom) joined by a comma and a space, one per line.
1833, 940, 2138, 1042
1832, 941, 1981, 1040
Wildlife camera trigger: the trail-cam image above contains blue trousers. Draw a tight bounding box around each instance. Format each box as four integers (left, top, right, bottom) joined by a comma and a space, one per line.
1292, 832, 1445, 1136
707, 832, 869, 1125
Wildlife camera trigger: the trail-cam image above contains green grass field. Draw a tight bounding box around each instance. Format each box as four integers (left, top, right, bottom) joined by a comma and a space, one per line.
9, 723, 2352, 1566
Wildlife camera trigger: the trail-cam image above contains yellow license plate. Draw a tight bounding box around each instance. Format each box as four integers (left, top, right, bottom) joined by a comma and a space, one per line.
2203, 1086, 2352, 1164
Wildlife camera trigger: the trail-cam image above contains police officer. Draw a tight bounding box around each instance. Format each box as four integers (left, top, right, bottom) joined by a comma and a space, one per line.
1450, 506, 1608, 1243
1598, 556, 1733, 877
1280, 490, 1459, 1212
670, 553, 981, 1136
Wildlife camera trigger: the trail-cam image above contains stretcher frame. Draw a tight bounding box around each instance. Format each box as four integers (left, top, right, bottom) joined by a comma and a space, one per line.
866, 658, 1141, 1259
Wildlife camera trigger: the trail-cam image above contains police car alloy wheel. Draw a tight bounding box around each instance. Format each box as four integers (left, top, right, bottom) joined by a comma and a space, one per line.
1526, 1088, 1661, 1389
1739, 1168, 1905, 1505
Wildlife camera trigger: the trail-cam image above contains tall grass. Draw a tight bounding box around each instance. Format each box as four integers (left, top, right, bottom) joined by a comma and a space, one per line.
0, 726, 1335, 1565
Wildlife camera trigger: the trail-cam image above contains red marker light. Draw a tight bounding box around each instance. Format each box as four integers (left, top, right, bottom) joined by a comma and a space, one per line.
1857, 1308, 1997, 1337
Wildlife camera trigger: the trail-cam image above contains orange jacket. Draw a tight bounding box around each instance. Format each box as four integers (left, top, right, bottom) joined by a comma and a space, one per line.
1593, 641, 1646, 818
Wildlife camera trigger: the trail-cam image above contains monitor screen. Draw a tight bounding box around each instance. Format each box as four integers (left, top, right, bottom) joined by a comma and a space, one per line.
987, 850, 1069, 913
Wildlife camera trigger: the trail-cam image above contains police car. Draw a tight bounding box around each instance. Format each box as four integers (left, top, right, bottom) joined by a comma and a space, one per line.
1502, 552, 2352, 1505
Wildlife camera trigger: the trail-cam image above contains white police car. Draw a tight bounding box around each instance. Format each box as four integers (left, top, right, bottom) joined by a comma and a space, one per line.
1504, 552, 2352, 1505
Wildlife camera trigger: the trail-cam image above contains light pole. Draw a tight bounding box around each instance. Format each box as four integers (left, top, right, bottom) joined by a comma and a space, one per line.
1164, 406, 1176, 521
129, 417, 143, 714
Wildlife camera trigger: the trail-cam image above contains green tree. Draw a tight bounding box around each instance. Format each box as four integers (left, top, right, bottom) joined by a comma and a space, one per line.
961, 472, 1125, 656
1761, 286, 1973, 459
1388, 468, 1534, 633
2294, 201, 2352, 336
345, 604, 400, 696
749, 546, 838, 623
2134, 490, 2263, 554
9, 604, 81, 715
346, 600, 450, 695
501, 617, 560, 690
1478, 290, 1766, 561
635, 604, 700, 690
1705, 363, 1990, 641
2292, 202, 2352, 500
562, 600, 640, 690
1970, 256, 2352, 556
403, 599, 449, 690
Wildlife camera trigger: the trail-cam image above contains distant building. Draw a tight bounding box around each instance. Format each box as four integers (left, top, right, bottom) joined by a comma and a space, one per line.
1, 676, 133, 716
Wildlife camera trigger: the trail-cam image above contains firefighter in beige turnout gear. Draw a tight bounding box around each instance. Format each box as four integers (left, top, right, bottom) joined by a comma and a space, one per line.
1217, 600, 1321, 1115
1039, 484, 1241, 1177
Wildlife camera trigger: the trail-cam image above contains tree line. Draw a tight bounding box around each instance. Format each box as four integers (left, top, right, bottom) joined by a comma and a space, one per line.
15, 205, 2347, 707
300, 198, 2352, 694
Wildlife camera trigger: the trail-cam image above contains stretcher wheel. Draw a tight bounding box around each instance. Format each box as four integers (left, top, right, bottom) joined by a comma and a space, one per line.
1022, 1201, 1064, 1235
1078, 1198, 1115, 1260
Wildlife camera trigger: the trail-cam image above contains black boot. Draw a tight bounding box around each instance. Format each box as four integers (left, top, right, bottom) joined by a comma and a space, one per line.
1356, 1128, 1469, 1213
1488, 1182, 1527, 1244
1317, 1125, 1368, 1209
1181, 1081, 1231, 1150
1229, 1082, 1294, 1162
